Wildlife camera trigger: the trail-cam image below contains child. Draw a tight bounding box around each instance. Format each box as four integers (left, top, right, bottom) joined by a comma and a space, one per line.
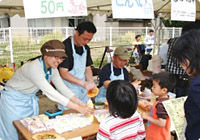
141, 72, 176, 140
97, 80, 146, 140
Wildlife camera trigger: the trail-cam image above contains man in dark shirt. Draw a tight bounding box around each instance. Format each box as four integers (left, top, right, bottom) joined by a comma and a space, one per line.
95, 47, 130, 102
58, 21, 97, 110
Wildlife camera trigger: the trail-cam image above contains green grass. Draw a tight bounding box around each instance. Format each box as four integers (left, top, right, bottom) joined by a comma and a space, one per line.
1, 32, 134, 69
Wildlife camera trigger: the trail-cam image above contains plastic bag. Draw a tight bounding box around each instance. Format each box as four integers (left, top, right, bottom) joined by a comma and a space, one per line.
0, 66, 14, 82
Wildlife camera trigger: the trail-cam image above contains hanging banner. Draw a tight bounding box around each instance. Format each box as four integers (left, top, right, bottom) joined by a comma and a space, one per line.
112, 0, 154, 19
171, 0, 196, 21
23, 0, 88, 19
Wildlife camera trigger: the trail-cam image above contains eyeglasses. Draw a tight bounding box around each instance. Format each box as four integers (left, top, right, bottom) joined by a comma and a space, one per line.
54, 56, 65, 61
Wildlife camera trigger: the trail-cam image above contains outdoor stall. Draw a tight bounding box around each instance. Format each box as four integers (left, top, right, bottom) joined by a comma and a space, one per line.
13, 110, 99, 140
0, 1, 199, 140
13, 102, 149, 140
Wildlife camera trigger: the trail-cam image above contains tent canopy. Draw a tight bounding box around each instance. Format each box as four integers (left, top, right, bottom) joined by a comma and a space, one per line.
87, 0, 200, 19
0, 0, 199, 19
0, 0, 24, 16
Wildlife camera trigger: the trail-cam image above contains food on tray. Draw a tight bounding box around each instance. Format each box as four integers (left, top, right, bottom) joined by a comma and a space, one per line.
139, 93, 147, 97
138, 100, 152, 111
94, 109, 110, 123
104, 101, 108, 106
32, 132, 63, 140
20, 114, 51, 134
138, 92, 151, 101
94, 102, 105, 110
21, 113, 93, 134
87, 87, 99, 97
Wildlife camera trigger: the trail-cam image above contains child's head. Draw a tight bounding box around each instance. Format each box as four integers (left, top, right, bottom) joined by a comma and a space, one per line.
151, 72, 176, 96
106, 80, 138, 119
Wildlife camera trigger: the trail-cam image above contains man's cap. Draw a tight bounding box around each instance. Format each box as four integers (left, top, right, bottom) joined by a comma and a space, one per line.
41, 40, 67, 58
114, 47, 130, 60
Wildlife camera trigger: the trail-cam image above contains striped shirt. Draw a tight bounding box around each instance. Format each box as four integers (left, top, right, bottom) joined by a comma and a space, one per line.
97, 111, 145, 140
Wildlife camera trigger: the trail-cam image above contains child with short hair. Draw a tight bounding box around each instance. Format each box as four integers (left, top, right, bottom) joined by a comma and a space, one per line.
97, 80, 146, 140
141, 72, 176, 140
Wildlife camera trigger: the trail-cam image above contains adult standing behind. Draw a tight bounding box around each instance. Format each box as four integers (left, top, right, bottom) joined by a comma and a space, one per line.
58, 21, 97, 110
132, 35, 142, 64
95, 47, 130, 102
165, 23, 198, 98
0, 40, 93, 140
133, 34, 142, 51
144, 29, 154, 53
172, 30, 200, 140
158, 39, 171, 69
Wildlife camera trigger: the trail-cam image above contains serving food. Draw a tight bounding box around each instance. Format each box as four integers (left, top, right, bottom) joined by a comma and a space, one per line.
94, 109, 110, 123
94, 102, 105, 110
32, 132, 64, 140
87, 87, 99, 98
138, 100, 152, 111
138, 93, 151, 101
104, 101, 108, 106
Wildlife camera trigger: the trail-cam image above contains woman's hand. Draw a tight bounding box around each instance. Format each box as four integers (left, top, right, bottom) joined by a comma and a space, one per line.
78, 106, 94, 116
83, 81, 96, 90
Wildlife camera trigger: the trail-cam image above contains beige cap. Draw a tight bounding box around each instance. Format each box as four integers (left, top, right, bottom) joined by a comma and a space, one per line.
114, 47, 130, 60
41, 40, 67, 58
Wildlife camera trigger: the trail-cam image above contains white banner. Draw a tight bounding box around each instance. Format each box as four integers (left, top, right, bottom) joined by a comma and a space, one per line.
171, 0, 196, 21
112, 0, 154, 19
23, 0, 88, 19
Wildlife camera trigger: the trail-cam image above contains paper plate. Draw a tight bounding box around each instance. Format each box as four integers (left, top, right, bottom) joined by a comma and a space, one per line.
32, 132, 64, 140
87, 87, 99, 98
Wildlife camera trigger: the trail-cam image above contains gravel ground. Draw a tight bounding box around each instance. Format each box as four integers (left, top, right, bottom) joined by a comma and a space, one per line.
38, 94, 57, 114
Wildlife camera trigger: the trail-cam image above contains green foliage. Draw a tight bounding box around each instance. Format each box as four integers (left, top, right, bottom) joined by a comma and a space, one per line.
120, 32, 135, 45
92, 57, 107, 68
129, 57, 135, 64
161, 18, 188, 27
40, 31, 64, 43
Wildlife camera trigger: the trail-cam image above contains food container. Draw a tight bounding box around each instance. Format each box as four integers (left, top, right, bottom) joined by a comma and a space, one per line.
87, 87, 99, 98
94, 102, 105, 110
94, 109, 110, 123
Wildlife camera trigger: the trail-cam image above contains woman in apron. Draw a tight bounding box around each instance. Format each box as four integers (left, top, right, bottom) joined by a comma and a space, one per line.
0, 40, 93, 140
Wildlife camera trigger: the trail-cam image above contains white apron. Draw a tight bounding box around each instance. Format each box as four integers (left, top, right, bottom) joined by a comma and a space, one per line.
58, 37, 88, 110
95, 63, 124, 102
0, 58, 51, 140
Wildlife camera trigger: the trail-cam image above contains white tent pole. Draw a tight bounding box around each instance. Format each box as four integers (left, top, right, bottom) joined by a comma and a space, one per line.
145, 27, 148, 36
109, 27, 112, 46
108, 27, 113, 62
172, 27, 175, 38
9, 27, 14, 65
